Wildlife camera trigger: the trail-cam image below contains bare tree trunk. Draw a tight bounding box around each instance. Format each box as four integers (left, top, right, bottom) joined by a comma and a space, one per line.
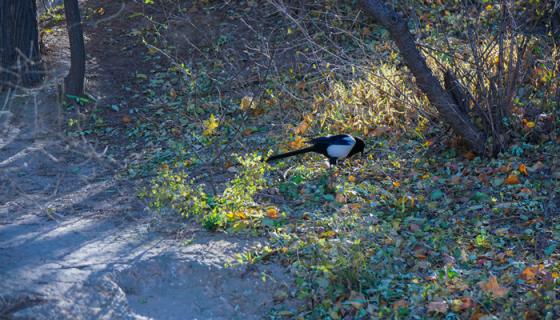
360, 0, 487, 154
63, 0, 85, 96
0, 0, 43, 91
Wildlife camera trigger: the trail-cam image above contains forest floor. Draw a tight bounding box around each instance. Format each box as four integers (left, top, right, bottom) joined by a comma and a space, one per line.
0, 1, 297, 319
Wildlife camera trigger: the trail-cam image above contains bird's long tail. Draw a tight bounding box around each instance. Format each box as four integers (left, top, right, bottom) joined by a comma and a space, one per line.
266, 146, 317, 162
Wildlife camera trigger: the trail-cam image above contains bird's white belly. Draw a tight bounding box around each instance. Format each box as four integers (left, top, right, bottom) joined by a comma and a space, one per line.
327, 144, 352, 159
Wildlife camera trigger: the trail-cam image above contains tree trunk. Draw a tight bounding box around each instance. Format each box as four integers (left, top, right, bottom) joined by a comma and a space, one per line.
63, 0, 85, 97
0, 0, 43, 91
360, 0, 487, 155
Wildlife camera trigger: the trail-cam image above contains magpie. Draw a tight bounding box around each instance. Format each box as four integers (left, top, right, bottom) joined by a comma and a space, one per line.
267, 134, 365, 165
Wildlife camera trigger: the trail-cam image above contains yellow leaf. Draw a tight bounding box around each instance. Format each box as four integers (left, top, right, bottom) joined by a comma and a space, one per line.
518, 163, 528, 176
485, 4, 493, 11
348, 175, 357, 183
288, 136, 305, 149
203, 114, 219, 136
319, 230, 337, 238
266, 207, 279, 219
97, 7, 105, 15
479, 275, 509, 298
234, 211, 247, 220
523, 120, 536, 128
392, 181, 400, 188
240, 96, 253, 111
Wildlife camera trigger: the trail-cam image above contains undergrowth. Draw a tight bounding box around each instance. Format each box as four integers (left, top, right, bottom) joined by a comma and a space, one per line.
144, 152, 283, 231
76, 0, 560, 318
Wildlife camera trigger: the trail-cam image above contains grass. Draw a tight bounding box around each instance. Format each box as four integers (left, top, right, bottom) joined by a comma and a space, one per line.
71, 0, 560, 318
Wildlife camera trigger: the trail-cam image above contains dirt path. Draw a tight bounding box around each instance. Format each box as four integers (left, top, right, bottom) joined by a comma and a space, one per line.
0, 6, 292, 320
0, 84, 289, 320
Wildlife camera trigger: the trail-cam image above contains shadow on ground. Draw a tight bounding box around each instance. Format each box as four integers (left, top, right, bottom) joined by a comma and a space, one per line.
0, 1, 295, 318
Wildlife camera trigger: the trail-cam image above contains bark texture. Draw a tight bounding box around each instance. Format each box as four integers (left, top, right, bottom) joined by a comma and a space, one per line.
0, 0, 43, 91
361, 0, 487, 154
63, 0, 85, 96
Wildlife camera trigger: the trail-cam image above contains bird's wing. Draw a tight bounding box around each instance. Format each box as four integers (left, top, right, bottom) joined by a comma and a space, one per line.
309, 134, 355, 146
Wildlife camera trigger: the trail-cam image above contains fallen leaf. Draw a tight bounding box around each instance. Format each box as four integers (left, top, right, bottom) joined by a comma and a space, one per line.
348, 175, 357, 183
294, 116, 312, 135
392, 299, 408, 311
229, 211, 247, 220
504, 174, 520, 185
242, 128, 254, 136
518, 163, 528, 176
524, 120, 536, 128
450, 175, 462, 185
413, 245, 428, 260
498, 164, 512, 173
319, 230, 337, 238
520, 266, 537, 282
288, 136, 305, 149
524, 310, 541, 320
451, 297, 475, 312
121, 115, 132, 124
464, 151, 476, 160
203, 114, 219, 136
240, 96, 253, 110
478, 173, 489, 184
471, 311, 487, 320
392, 181, 400, 188
266, 207, 279, 219
347, 291, 366, 309
335, 193, 347, 203
479, 275, 509, 298
296, 81, 306, 91
530, 161, 545, 172
224, 160, 233, 169
370, 126, 391, 137
428, 300, 448, 313
169, 88, 177, 99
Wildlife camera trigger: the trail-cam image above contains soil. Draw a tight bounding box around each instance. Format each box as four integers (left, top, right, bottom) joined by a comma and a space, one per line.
1, 1, 295, 319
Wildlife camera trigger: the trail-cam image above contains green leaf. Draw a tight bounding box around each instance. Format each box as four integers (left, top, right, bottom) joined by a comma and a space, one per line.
544, 242, 557, 256
430, 189, 444, 201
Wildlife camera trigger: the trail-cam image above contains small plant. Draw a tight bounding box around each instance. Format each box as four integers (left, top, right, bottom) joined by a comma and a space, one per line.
146, 152, 272, 231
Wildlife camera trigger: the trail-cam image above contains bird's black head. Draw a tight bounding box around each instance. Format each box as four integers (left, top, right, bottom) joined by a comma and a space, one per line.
349, 137, 365, 158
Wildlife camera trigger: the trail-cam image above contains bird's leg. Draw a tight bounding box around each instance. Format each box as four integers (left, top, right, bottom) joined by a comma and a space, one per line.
326, 158, 338, 192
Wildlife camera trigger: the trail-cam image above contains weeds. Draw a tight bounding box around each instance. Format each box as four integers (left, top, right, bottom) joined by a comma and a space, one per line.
145, 152, 275, 231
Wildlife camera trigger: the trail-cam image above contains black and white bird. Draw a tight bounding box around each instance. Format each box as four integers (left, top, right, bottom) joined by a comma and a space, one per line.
267, 134, 365, 166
